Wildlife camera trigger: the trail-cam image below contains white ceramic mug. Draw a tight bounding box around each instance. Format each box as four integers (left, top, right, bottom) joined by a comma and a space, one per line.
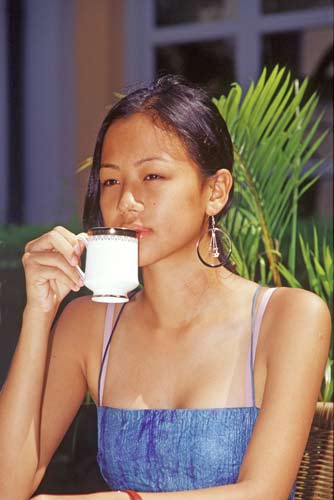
77, 227, 139, 303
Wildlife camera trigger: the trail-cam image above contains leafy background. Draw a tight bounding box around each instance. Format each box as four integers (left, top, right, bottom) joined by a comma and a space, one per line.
214, 66, 333, 401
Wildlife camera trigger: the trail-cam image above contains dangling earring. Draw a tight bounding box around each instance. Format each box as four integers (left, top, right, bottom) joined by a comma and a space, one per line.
196, 215, 232, 268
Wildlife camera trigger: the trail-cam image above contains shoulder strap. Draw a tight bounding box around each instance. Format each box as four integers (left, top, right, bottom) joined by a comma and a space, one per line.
102, 304, 115, 361
249, 287, 278, 407
98, 304, 115, 406
252, 288, 277, 367
97, 289, 141, 406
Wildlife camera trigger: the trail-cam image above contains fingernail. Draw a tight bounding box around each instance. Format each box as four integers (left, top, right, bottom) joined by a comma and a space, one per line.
71, 256, 78, 265
74, 243, 81, 255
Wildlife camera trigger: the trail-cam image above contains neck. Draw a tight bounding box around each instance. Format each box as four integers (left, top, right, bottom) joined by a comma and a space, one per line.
140, 247, 236, 330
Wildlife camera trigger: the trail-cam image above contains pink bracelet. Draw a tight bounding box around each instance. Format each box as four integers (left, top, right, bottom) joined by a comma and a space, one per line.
121, 490, 143, 500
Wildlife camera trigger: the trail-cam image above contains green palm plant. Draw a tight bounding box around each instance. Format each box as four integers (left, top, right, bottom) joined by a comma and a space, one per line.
214, 65, 333, 401
214, 65, 327, 282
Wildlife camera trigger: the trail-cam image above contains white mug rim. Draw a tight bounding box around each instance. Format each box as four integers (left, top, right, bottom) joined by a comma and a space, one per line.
87, 226, 138, 238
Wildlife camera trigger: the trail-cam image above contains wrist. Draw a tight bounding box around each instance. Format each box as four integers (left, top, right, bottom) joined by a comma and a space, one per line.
119, 490, 143, 500
23, 303, 57, 327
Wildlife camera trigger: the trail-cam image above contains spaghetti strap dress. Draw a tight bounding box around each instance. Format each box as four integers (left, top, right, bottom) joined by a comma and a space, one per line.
96, 285, 296, 498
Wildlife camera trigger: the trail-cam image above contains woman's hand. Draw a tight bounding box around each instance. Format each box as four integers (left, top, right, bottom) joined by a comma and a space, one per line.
22, 226, 86, 313
31, 492, 130, 499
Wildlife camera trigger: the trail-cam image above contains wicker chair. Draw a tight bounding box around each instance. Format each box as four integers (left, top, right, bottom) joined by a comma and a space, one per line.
295, 402, 333, 499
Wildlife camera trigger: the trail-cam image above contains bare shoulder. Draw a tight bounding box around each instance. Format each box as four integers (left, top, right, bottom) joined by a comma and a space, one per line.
237, 287, 331, 495
266, 286, 331, 346
51, 295, 107, 370
263, 286, 331, 405
57, 294, 105, 327
271, 285, 330, 311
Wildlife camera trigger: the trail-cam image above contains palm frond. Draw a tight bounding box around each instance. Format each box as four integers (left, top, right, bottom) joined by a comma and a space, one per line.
216, 66, 328, 287
76, 157, 93, 174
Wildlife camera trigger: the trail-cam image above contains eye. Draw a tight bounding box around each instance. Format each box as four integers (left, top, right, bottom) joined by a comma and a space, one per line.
144, 174, 163, 181
101, 179, 120, 187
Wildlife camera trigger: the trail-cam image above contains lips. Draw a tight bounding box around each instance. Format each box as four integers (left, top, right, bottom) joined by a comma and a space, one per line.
126, 225, 152, 239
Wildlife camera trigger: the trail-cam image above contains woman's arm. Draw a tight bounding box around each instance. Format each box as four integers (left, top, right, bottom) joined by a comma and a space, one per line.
34, 286, 331, 500
0, 227, 90, 499
0, 299, 91, 500
31, 481, 262, 500
235, 287, 331, 499
32, 481, 262, 500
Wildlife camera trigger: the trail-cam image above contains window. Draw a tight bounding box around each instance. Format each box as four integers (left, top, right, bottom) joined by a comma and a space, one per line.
262, 0, 332, 14
156, 38, 235, 97
124, 0, 333, 214
262, 27, 333, 98
155, 0, 235, 26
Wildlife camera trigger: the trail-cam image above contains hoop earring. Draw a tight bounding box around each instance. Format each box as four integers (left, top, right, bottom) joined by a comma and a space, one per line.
196, 215, 232, 268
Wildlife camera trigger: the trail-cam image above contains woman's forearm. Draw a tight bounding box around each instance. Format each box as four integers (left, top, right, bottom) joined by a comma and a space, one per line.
31, 480, 266, 500
140, 481, 262, 500
0, 305, 56, 497
133, 481, 263, 500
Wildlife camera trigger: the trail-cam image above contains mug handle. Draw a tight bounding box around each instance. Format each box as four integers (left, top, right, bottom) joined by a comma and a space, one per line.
75, 233, 88, 280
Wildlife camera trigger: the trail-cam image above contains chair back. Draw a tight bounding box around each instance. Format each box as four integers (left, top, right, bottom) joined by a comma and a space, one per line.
295, 402, 333, 499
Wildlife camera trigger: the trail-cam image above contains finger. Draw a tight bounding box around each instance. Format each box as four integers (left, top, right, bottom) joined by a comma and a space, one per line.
74, 232, 88, 256
53, 226, 85, 254
26, 228, 79, 265
24, 252, 84, 286
50, 225, 78, 245
34, 265, 82, 292
22, 252, 84, 287
26, 226, 77, 250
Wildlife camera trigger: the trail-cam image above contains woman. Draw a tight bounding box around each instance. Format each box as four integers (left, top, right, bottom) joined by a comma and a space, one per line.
0, 76, 331, 500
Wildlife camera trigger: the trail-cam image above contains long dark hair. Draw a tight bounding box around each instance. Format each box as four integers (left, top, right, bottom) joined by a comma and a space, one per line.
83, 75, 236, 272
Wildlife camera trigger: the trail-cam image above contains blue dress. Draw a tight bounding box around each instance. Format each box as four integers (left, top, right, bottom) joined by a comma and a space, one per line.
96, 286, 296, 498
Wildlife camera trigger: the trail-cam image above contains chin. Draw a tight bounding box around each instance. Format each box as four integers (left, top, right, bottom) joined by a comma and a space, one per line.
138, 255, 159, 268
138, 234, 198, 269
138, 248, 167, 268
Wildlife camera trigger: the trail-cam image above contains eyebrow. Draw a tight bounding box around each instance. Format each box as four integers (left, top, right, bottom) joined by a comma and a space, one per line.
100, 156, 169, 170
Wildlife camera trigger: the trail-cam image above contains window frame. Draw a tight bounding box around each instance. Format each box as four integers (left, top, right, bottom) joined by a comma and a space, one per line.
123, 0, 333, 90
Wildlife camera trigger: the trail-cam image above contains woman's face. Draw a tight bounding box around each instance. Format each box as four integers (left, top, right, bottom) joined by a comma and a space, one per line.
99, 113, 211, 268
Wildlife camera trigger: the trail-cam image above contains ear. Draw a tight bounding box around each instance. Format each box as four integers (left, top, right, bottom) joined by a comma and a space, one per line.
206, 169, 233, 216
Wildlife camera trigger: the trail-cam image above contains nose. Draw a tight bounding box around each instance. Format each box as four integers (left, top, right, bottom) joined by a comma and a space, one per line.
118, 189, 144, 218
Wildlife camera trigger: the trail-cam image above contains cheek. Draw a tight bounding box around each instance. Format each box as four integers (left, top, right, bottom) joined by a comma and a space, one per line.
170, 182, 206, 216
156, 187, 206, 236
156, 180, 204, 219
99, 191, 119, 224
